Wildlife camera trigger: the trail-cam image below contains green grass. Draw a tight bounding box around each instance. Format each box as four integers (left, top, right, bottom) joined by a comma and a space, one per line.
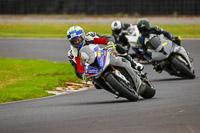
0, 23, 200, 38
0, 23, 111, 38
0, 58, 81, 103
157, 25, 200, 38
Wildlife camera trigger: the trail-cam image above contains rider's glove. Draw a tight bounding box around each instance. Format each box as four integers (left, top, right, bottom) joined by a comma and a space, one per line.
86, 32, 97, 37
85, 32, 99, 42
107, 41, 116, 51
82, 73, 89, 82
67, 50, 74, 59
172, 36, 182, 46
151, 26, 162, 33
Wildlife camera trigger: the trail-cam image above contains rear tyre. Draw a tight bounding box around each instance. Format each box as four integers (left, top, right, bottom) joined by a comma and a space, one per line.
171, 56, 195, 79
105, 73, 139, 101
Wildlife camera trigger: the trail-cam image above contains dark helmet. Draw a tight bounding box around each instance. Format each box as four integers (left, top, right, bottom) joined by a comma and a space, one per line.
137, 18, 151, 37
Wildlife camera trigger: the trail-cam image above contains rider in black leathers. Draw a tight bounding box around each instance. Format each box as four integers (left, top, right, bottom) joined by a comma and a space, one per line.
137, 18, 182, 73
111, 20, 133, 53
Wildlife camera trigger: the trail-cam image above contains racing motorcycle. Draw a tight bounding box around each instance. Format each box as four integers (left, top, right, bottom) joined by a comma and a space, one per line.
147, 36, 195, 79
79, 45, 156, 101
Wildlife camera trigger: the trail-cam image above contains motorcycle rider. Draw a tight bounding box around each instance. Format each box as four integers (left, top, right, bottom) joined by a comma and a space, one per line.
67, 26, 145, 94
111, 20, 133, 53
137, 18, 182, 73
111, 20, 144, 60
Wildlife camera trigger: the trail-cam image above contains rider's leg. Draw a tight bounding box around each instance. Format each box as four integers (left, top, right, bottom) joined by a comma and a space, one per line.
125, 55, 144, 71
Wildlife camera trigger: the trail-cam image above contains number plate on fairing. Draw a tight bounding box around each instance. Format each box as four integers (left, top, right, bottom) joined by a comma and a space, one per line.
97, 50, 107, 70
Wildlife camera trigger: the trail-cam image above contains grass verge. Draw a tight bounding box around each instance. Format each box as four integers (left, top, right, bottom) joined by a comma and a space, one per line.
0, 23, 200, 38
0, 57, 81, 103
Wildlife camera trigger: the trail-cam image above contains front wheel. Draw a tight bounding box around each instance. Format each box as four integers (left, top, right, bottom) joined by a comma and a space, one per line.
140, 84, 156, 99
171, 56, 195, 79
105, 73, 139, 101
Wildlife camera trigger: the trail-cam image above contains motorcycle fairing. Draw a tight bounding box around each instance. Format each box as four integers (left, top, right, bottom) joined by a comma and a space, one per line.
114, 70, 130, 84
97, 50, 108, 70
151, 39, 173, 61
84, 49, 110, 78
85, 65, 101, 77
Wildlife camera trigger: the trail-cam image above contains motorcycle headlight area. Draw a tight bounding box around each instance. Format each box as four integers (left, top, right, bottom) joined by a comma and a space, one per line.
80, 52, 89, 63
79, 45, 98, 65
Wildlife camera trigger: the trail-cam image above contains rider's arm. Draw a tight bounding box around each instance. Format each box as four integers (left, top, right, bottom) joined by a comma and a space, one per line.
69, 59, 84, 79
137, 36, 152, 62
74, 57, 85, 79
93, 36, 117, 45
151, 26, 181, 45
68, 50, 84, 79
151, 26, 174, 40
123, 23, 132, 30
93, 38, 108, 45
161, 30, 174, 40
137, 36, 148, 53
86, 32, 115, 45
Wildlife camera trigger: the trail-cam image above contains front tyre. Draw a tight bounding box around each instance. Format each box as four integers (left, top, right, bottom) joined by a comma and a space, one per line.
105, 73, 139, 101
140, 84, 156, 99
171, 56, 195, 79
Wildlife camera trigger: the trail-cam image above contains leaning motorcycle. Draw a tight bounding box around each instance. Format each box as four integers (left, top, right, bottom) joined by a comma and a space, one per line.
79, 45, 156, 101
147, 36, 195, 79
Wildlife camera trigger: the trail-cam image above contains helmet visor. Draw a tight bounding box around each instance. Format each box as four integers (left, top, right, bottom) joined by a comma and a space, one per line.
114, 29, 122, 35
70, 36, 83, 48
139, 27, 149, 36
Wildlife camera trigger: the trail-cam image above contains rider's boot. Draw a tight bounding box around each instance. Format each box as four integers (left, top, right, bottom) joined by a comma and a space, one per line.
154, 64, 163, 73
152, 62, 163, 73
125, 55, 144, 71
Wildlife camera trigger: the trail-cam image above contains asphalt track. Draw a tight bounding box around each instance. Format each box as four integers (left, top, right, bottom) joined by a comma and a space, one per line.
0, 38, 200, 133
0, 38, 70, 62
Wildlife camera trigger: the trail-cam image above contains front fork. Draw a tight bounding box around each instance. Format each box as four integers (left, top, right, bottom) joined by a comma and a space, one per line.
140, 72, 154, 89
173, 45, 194, 71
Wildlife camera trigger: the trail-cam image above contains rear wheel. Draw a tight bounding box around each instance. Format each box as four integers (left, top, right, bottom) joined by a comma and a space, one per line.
105, 73, 139, 101
171, 56, 195, 79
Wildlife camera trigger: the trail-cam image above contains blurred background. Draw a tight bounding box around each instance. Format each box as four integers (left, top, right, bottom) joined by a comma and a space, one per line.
0, 0, 199, 16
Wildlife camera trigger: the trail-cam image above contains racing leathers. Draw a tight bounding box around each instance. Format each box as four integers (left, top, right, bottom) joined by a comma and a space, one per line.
67, 34, 109, 79
68, 32, 143, 79
138, 26, 181, 60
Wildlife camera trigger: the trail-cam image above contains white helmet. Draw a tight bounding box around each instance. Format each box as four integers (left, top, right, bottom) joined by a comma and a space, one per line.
111, 20, 122, 35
